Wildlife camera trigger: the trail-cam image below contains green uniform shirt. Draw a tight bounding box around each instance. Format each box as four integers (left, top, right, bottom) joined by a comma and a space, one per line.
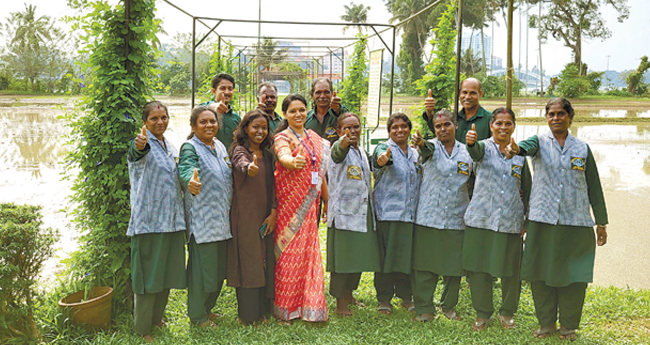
422, 105, 492, 143
200, 101, 241, 149
305, 104, 350, 144
267, 111, 283, 134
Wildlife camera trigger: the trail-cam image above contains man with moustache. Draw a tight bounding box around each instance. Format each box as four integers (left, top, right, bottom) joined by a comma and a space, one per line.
255, 82, 283, 133
422, 77, 491, 143
305, 77, 350, 144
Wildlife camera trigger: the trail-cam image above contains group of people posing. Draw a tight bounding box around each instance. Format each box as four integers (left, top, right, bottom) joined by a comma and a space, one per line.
127, 74, 608, 343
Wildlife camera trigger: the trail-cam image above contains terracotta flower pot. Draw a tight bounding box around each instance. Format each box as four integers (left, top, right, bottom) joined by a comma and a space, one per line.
58, 286, 113, 331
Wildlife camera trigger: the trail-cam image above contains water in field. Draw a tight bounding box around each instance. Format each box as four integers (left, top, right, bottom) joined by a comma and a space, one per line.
1, 96, 649, 289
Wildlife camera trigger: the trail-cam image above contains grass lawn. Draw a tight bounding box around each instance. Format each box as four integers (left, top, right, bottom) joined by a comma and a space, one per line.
35, 224, 650, 344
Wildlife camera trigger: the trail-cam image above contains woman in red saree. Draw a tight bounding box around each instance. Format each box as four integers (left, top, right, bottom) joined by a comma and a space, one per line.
272, 94, 330, 322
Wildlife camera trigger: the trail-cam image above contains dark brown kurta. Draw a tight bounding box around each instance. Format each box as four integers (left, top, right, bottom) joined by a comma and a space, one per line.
227, 145, 277, 293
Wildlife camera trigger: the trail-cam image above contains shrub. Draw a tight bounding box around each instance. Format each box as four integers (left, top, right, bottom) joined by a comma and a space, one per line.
557, 63, 590, 98
0, 203, 59, 344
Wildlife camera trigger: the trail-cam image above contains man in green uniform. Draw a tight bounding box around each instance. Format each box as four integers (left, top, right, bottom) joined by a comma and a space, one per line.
305, 77, 349, 144
200, 73, 240, 148
256, 82, 283, 134
422, 77, 491, 143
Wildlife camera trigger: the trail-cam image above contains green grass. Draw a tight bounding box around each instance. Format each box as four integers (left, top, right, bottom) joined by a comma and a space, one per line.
33, 224, 650, 344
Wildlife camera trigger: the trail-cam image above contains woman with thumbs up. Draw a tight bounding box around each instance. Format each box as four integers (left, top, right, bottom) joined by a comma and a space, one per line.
178, 105, 233, 328
227, 109, 277, 325
372, 112, 422, 315
272, 94, 330, 323
127, 101, 186, 342
463, 108, 531, 331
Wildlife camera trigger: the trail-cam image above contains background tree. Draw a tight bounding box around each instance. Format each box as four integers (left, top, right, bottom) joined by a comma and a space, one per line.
626, 56, 650, 95
556, 62, 590, 98
277, 61, 308, 93
460, 47, 483, 76
341, 2, 371, 34
415, 2, 457, 138
339, 34, 369, 114
253, 37, 288, 75
529, 0, 629, 73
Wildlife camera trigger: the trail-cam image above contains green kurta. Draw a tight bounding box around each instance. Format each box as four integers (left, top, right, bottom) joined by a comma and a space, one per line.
462, 226, 522, 278
305, 104, 350, 144
131, 231, 187, 295
518, 135, 608, 287
326, 209, 380, 274
199, 101, 241, 149
412, 225, 464, 277
421, 105, 492, 143
377, 221, 414, 274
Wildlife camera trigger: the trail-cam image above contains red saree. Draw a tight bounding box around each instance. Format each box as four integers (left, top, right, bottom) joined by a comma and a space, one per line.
273, 130, 330, 322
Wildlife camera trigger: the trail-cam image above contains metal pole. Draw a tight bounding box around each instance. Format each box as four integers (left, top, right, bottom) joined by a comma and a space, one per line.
192, 17, 196, 109
330, 52, 333, 80
538, 1, 544, 95
341, 48, 345, 81
506, 0, 514, 108
454, 0, 464, 117
389, 26, 396, 118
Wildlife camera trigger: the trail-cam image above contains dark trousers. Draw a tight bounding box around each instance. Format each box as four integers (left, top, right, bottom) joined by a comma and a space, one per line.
330, 272, 362, 299
374, 272, 412, 303
236, 286, 271, 324
411, 270, 461, 315
467, 271, 521, 319
133, 290, 169, 335
530, 281, 588, 330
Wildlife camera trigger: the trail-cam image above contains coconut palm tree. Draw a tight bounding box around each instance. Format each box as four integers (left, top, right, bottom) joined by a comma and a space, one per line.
340, 2, 371, 34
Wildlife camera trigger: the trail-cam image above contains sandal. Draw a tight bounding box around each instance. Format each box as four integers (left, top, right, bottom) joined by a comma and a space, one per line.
198, 320, 219, 329
442, 309, 460, 321
533, 325, 557, 339
378, 302, 392, 315
207, 313, 222, 321
472, 317, 489, 331
155, 320, 168, 328
401, 301, 415, 312
559, 326, 577, 341
411, 313, 435, 322
496, 314, 517, 329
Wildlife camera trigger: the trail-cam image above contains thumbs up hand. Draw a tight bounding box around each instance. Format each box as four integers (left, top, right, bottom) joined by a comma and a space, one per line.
293, 146, 307, 169
466, 123, 478, 146
505, 137, 520, 159
135, 125, 148, 151
412, 129, 424, 147
248, 153, 259, 177
424, 89, 436, 119
330, 91, 341, 113
212, 93, 229, 115
340, 128, 352, 149
377, 146, 392, 167
188, 168, 202, 195
256, 94, 267, 112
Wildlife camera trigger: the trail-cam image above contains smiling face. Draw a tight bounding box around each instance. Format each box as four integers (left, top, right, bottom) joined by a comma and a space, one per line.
284, 100, 308, 131
433, 115, 457, 145
336, 115, 361, 147
257, 85, 278, 115
192, 110, 218, 145
246, 116, 268, 147
312, 80, 332, 109
459, 79, 483, 113
546, 103, 572, 135
490, 112, 516, 145
212, 79, 234, 105
144, 107, 169, 140
389, 118, 411, 146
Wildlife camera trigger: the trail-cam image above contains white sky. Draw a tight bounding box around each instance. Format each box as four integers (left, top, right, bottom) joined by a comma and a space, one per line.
3, 0, 649, 75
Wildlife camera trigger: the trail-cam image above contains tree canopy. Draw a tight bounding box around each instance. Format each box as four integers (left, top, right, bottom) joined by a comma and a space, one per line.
341, 2, 371, 34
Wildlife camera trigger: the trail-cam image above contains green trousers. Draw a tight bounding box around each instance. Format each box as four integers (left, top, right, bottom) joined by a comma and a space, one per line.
411, 270, 461, 316
530, 281, 587, 330
133, 290, 169, 335
374, 272, 412, 303
330, 272, 362, 299
187, 238, 226, 325
467, 271, 521, 319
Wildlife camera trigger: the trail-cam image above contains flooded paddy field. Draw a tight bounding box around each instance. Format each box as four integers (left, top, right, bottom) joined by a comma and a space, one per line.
1, 95, 649, 289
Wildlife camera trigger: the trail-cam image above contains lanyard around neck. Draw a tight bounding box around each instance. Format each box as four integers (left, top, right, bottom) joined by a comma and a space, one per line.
289, 127, 316, 167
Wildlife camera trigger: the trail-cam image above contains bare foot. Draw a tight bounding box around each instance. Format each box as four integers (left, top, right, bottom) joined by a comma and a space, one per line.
336, 298, 353, 316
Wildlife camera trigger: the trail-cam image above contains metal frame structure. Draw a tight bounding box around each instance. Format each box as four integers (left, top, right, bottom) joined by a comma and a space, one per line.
161, 0, 463, 124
